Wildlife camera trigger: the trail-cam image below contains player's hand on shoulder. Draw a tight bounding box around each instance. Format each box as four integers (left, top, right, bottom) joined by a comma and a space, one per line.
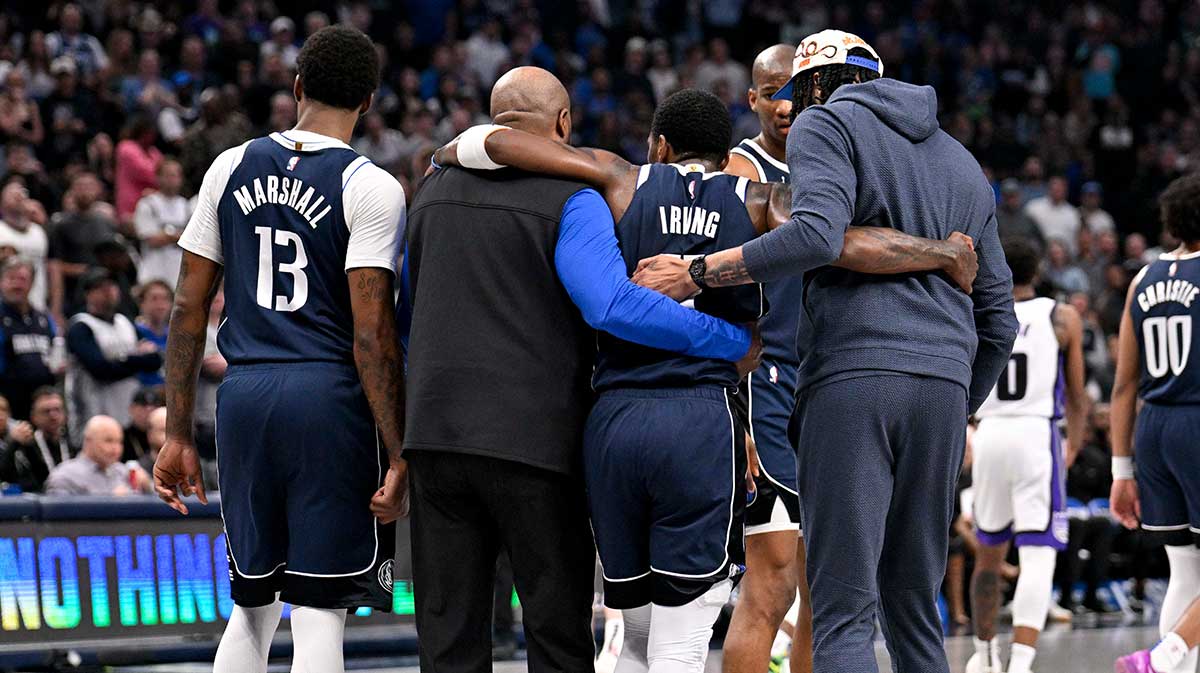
631, 255, 698, 301
942, 232, 978, 294
370, 459, 410, 524
153, 438, 208, 515
1109, 478, 1140, 530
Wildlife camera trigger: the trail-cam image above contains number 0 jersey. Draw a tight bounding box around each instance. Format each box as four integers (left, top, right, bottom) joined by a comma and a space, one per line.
178, 130, 405, 366
1130, 252, 1200, 404
976, 296, 1062, 419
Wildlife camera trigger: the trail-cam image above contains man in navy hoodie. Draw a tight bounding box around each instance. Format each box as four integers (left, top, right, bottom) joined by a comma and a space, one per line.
633, 30, 1018, 673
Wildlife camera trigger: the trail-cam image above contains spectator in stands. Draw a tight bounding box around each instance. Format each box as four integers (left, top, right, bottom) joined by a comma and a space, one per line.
133, 279, 170, 386
1045, 238, 1090, 294
140, 405, 166, 473
262, 16, 300, 70
176, 36, 220, 93
45, 3, 109, 78
45, 414, 152, 496
353, 112, 408, 173
0, 68, 45, 148
179, 89, 250, 195
1122, 232, 1154, 272
133, 159, 186, 284
64, 268, 161, 439
92, 238, 139, 319
122, 386, 162, 467
1080, 181, 1116, 234
646, 40, 679, 103
1025, 176, 1081, 255
266, 90, 297, 134
996, 178, 1046, 249
465, 17, 509, 88
0, 258, 59, 420
0, 178, 49, 310
0, 394, 35, 487
113, 115, 163, 228
0, 387, 70, 493
47, 171, 116, 320
39, 56, 97, 170
1086, 229, 1120, 296
119, 49, 175, 116
16, 31, 55, 100
695, 37, 748, 94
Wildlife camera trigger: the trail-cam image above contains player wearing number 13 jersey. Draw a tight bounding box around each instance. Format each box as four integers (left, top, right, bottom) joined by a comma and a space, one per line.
968, 238, 1088, 673
155, 26, 406, 673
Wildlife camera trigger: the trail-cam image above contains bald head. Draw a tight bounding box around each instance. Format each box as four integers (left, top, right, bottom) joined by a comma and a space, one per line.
490, 67, 572, 140
83, 415, 124, 468
751, 44, 795, 90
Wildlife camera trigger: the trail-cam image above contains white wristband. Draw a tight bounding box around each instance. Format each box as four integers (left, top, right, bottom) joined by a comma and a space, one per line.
1112, 456, 1135, 480
456, 124, 509, 170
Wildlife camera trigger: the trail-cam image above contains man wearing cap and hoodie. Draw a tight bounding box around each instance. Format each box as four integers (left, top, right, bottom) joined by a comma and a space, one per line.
632, 30, 1017, 673
64, 268, 162, 439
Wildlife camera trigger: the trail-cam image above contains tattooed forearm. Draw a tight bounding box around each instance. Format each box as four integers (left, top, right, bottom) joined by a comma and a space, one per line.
837, 227, 948, 274
970, 569, 1002, 640
349, 268, 406, 465
165, 253, 222, 442
703, 248, 753, 287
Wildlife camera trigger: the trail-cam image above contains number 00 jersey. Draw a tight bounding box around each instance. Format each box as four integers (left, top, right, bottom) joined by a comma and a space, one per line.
178, 130, 405, 366
976, 296, 1062, 419
1131, 252, 1200, 404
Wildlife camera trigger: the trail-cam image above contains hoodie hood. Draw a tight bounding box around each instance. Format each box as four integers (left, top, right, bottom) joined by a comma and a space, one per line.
828, 79, 939, 142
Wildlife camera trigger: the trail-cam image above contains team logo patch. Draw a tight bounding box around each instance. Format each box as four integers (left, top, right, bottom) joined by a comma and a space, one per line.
287, 156, 300, 171
769, 365, 779, 383
378, 559, 395, 593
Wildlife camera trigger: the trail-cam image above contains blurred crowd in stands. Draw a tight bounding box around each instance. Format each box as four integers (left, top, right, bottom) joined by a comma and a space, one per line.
0, 0, 1197, 623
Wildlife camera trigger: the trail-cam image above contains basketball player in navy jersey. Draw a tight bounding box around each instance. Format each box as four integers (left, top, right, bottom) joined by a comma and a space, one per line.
436, 89, 975, 672
152, 26, 406, 673
967, 238, 1088, 673
724, 44, 813, 673
1111, 173, 1200, 673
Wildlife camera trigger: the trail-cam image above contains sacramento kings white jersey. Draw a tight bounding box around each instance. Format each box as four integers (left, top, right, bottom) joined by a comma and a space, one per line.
976, 296, 1062, 419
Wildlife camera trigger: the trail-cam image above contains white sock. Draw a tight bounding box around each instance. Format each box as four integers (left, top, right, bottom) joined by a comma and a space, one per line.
289, 606, 347, 673
1161, 546, 1200, 673
770, 627, 792, 657
647, 580, 732, 673
1151, 632, 1190, 672
1008, 643, 1036, 673
615, 604, 651, 673
214, 601, 284, 673
1011, 546, 1057, 633
974, 637, 1000, 669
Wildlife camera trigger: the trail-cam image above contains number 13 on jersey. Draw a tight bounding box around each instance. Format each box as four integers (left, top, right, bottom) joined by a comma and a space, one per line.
255, 226, 309, 312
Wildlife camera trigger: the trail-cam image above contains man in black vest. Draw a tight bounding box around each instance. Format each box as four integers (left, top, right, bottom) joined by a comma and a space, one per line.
403, 67, 757, 673
0, 258, 59, 420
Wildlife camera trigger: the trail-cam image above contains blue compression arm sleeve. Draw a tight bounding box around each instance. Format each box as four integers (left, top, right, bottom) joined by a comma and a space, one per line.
554, 188, 750, 361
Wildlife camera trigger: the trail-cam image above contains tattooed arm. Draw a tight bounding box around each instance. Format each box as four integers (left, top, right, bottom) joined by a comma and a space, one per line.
348, 267, 406, 466
154, 251, 221, 514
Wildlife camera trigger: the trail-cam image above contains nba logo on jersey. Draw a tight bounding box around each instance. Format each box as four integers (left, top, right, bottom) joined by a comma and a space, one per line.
688, 179, 696, 199
287, 156, 300, 171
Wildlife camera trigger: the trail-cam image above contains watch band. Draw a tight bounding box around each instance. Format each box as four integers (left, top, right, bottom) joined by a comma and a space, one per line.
688, 255, 709, 290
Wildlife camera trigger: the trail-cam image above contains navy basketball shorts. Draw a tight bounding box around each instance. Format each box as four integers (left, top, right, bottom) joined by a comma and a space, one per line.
740, 358, 802, 536
1135, 402, 1200, 547
216, 363, 395, 610
585, 386, 746, 609
971, 416, 1068, 551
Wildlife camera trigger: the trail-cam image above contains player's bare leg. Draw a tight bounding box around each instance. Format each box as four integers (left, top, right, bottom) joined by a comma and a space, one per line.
723, 530, 798, 673
791, 536, 813, 673
968, 541, 1008, 673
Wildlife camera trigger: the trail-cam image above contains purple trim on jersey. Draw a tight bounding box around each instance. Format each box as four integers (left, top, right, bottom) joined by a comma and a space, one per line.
1053, 352, 1066, 419
977, 524, 1013, 547
1014, 419, 1069, 550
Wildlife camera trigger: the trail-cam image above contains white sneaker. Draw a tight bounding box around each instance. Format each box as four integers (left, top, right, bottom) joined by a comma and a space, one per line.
966, 652, 995, 673
1046, 603, 1074, 623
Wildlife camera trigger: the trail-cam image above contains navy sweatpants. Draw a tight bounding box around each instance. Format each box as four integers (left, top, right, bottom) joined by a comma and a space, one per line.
795, 374, 966, 673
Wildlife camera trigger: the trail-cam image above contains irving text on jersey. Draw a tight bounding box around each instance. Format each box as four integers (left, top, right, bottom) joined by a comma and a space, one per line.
658, 205, 720, 238
231, 175, 333, 229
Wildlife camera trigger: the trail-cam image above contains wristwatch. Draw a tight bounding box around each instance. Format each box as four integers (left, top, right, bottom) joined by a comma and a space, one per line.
688, 255, 709, 291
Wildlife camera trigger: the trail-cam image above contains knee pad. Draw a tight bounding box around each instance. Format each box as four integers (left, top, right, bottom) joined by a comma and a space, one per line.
1162, 546, 1200, 636
1011, 546, 1057, 632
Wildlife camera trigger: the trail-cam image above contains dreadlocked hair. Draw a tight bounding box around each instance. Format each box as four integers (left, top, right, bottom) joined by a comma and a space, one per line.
792, 46, 881, 119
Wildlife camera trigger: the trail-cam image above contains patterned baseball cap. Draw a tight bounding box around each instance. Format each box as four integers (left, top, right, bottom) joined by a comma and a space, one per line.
772, 29, 884, 101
